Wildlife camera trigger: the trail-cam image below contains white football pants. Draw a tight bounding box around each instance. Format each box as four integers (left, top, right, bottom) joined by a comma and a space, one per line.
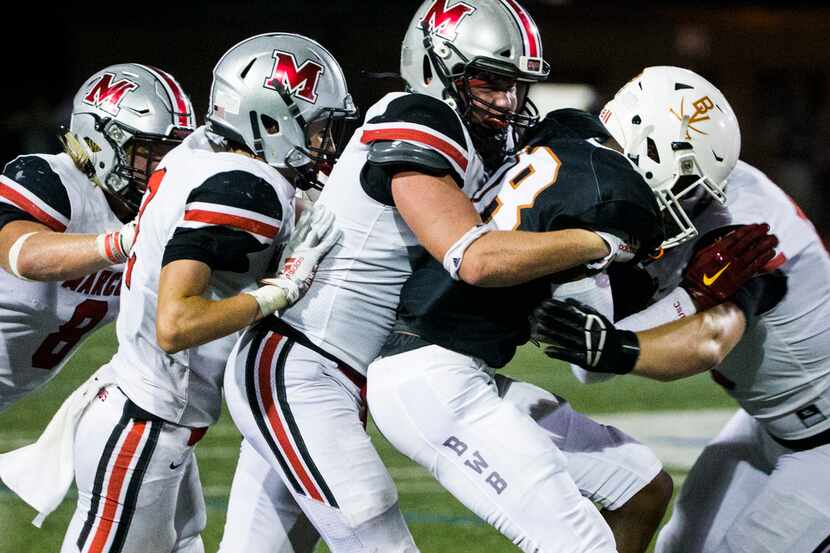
218, 438, 319, 553
219, 360, 661, 552
223, 326, 418, 553
656, 409, 830, 553
367, 344, 618, 553
61, 385, 206, 553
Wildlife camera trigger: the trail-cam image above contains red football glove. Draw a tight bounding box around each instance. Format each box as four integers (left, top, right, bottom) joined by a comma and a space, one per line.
682, 223, 779, 311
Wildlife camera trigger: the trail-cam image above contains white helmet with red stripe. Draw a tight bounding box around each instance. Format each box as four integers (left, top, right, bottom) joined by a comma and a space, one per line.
67, 63, 195, 215
601, 66, 741, 249
401, 0, 550, 128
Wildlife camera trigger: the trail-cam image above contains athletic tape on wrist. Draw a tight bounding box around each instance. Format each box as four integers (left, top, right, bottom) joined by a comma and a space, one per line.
8, 232, 38, 281
96, 231, 129, 264
245, 285, 290, 318
586, 231, 621, 271
442, 223, 494, 281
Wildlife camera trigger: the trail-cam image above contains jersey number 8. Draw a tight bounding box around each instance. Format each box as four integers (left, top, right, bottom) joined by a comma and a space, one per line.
483, 146, 561, 230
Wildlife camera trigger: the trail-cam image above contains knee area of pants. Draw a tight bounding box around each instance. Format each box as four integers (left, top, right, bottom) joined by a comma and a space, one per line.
340, 486, 401, 529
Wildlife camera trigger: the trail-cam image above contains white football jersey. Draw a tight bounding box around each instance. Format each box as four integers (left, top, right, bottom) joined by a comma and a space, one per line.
110, 127, 295, 427
0, 153, 124, 411
645, 161, 830, 439
280, 92, 486, 373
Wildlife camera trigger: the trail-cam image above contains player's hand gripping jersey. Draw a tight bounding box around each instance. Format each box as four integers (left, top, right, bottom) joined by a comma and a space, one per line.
393, 109, 664, 368
110, 127, 295, 426
0, 154, 125, 410
278, 92, 486, 372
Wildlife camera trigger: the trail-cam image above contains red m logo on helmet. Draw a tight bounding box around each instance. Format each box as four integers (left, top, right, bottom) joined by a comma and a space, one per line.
82, 73, 139, 116
263, 51, 325, 104
421, 0, 476, 41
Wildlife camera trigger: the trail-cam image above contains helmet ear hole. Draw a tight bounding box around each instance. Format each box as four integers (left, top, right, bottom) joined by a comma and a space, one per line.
260, 114, 280, 135
422, 55, 433, 86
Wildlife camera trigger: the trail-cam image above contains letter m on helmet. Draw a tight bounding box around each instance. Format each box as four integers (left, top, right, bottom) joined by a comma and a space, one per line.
421, 0, 476, 41
263, 50, 325, 104
82, 73, 139, 116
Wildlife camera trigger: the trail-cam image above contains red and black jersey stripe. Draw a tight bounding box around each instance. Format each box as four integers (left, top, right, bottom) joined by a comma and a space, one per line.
364, 94, 467, 159
360, 94, 470, 203
183, 170, 284, 223
162, 170, 284, 272
0, 155, 71, 232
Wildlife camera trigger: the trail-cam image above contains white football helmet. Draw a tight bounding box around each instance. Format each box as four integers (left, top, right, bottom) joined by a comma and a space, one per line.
601, 66, 741, 249
401, 0, 550, 129
68, 63, 195, 215
207, 33, 358, 190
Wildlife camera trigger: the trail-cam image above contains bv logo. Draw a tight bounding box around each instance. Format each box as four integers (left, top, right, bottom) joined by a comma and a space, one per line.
82, 73, 139, 116
670, 95, 715, 139
420, 0, 476, 41
703, 262, 731, 286
263, 50, 325, 104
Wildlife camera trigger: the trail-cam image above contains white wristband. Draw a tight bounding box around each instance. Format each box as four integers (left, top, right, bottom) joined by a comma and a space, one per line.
617, 287, 697, 332
442, 223, 493, 281
8, 232, 38, 281
245, 285, 290, 318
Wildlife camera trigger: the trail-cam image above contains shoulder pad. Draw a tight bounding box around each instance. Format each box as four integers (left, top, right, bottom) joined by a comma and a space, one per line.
367, 140, 454, 173
361, 94, 469, 178
367, 94, 466, 146
0, 155, 71, 231
524, 109, 611, 149
187, 170, 284, 223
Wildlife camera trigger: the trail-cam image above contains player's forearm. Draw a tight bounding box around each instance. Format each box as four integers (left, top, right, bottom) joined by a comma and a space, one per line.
460, 229, 609, 287
617, 287, 698, 332
632, 303, 746, 381
0, 226, 113, 281
156, 293, 261, 354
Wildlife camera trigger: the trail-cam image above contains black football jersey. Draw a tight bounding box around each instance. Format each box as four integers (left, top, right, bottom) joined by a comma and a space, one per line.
394, 110, 664, 368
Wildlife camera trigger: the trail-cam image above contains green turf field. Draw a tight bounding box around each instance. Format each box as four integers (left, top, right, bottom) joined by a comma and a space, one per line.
0, 324, 734, 552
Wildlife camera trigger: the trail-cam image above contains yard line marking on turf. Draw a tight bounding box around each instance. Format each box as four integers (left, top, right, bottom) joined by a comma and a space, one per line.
592, 408, 735, 470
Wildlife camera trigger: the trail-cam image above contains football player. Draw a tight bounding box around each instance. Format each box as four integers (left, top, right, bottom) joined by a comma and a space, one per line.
1, 34, 349, 553
365, 104, 700, 551
0, 64, 194, 412
531, 67, 829, 553
220, 1, 638, 552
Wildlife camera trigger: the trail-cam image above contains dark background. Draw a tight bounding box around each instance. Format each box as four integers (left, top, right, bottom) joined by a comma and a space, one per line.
4, 1, 830, 235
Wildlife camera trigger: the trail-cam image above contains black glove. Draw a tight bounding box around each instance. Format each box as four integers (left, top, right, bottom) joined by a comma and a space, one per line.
529, 298, 641, 374
731, 270, 788, 327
